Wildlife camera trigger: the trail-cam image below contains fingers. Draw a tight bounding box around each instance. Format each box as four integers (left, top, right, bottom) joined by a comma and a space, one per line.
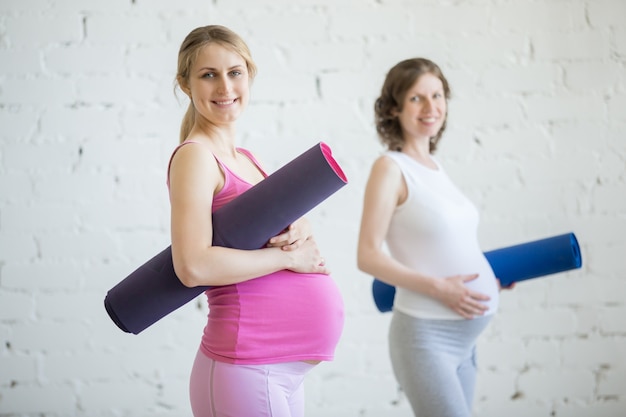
461, 273, 479, 282
457, 295, 489, 319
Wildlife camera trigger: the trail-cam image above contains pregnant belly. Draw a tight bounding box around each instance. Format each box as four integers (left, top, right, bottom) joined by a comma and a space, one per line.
205, 270, 345, 360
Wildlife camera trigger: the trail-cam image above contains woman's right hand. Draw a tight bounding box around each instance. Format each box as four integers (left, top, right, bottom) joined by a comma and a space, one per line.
284, 237, 330, 275
433, 274, 490, 319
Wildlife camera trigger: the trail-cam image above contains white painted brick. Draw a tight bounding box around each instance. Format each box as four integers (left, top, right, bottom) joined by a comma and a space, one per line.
12, 322, 92, 351
45, 45, 126, 74
134, 0, 210, 12
608, 94, 626, 121
43, 351, 124, 381
0, 290, 34, 320
533, 31, 610, 61
31, 172, 117, 204
86, 15, 166, 44
121, 107, 182, 139
37, 230, 120, 261
598, 369, 626, 396
445, 33, 529, 68
0, 355, 37, 384
599, 306, 626, 334
76, 75, 158, 104
615, 28, 626, 56
0, 232, 37, 262
284, 41, 367, 73
482, 184, 580, 218
2, 142, 76, 173
36, 291, 103, 321
243, 8, 329, 44
0, 173, 35, 203
482, 64, 560, 94
52, 0, 131, 13
498, 308, 578, 338
562, 337, 626, 369
0, 0, 50, 12
518, 152, 600, 184
518, 369, 595, 400
126, 43, 179, 76
524, 339, 563, 369
329, 5, 408, 38
0, 384, 75, 414
80, 381, 157, 411
550, 120, 614, 154
0, 49, 41, 74
491, 3, 586, 32
475, 401, 553, 417
2, 203, 78, 233
1, 262, 82, 291
587, 244, 626, 276
252, 73, 318, 102
588, 0, 626, 27
453, 96, 523, 128
564, 62, 623, 93
5, 16, 83, 45
595, 278, 626, 305
76, 137, 164, 174
557, 400, 626, 417
0, 78, 76, 106
524, 95, 606, 123
474, 370, 517, 404
318, 70, 385, 101
0, 109, 39, 140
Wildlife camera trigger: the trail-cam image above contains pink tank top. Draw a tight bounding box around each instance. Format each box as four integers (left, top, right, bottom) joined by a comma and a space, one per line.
168, 142, 345, 364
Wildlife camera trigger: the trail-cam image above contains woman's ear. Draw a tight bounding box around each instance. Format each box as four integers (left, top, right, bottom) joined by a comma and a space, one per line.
177, 78, 192, 98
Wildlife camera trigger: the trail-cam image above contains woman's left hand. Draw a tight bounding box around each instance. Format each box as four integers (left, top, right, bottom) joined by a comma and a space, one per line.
266, 218, 312, 251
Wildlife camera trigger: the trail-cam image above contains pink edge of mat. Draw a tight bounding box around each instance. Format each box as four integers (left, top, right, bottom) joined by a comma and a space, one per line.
320, 142, 348, 183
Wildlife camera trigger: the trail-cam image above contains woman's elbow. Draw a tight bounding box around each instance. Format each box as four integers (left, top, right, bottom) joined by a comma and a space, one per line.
173, 260, 202, 288
356, 247, 373, 273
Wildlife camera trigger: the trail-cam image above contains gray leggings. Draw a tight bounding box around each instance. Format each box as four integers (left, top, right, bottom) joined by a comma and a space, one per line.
388, 310, 492, 417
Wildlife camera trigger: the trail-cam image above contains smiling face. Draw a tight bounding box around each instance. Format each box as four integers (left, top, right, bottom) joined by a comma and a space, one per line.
395, 72, 447, 143
185, 42, 250, 127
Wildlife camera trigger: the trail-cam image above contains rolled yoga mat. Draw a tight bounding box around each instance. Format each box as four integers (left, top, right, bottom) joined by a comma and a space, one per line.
372, 232, 582, 313
105, 142, 348, 334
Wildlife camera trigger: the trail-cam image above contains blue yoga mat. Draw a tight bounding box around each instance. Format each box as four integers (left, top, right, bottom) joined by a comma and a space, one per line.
105, 142, 348, 334
371, 232, 582, 313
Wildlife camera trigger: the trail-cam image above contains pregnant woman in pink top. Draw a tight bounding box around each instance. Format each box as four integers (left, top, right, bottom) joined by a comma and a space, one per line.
168, 25, 344, 417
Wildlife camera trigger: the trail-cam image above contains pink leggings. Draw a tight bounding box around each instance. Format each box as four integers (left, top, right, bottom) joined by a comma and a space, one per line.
189, 349, 316, 417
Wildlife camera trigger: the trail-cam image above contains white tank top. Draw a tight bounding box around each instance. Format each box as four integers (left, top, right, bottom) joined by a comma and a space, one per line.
385, 151, 499, 319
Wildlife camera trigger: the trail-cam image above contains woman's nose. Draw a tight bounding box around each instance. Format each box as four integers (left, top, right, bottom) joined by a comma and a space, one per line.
217, 77, 232, 94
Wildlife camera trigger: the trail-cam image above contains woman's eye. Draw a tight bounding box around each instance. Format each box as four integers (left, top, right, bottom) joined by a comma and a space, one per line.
203, 72, 215, 78
230, 70, 242, 77
410, 96, 420, 102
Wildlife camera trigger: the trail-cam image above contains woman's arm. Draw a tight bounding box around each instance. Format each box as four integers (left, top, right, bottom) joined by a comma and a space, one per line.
169, 143, 328, 288
357, 156, 440, 296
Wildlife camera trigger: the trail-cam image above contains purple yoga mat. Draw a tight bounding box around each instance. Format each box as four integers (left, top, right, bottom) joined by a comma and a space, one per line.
105, 142, 348, 334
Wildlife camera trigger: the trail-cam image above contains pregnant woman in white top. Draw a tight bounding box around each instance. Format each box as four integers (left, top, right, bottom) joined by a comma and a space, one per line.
357, 58, 510, 417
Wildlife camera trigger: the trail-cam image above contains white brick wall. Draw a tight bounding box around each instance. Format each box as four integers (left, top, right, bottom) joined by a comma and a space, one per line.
1, 0, 624, 416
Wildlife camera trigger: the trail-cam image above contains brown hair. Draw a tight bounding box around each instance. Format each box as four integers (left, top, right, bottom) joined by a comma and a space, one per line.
175, 25, 257, 143
374, 58, 450, 153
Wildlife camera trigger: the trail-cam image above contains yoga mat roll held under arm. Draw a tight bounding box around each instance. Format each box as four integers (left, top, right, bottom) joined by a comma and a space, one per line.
371, 232, 582, 313
104, 142, 348, 334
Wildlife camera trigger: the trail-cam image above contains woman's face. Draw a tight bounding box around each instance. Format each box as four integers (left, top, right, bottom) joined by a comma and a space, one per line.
186, 42, 250, 126
395, 72, 447, 142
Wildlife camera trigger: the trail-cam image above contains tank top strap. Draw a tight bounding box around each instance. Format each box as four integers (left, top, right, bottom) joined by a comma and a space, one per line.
236, 147, 268, 178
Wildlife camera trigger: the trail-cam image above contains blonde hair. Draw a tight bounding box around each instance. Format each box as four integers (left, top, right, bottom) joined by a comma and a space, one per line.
175, 25, 257, 143
374, 58, 450, 153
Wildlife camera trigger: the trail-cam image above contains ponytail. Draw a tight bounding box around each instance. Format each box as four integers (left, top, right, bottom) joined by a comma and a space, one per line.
179, 102, 195, 143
